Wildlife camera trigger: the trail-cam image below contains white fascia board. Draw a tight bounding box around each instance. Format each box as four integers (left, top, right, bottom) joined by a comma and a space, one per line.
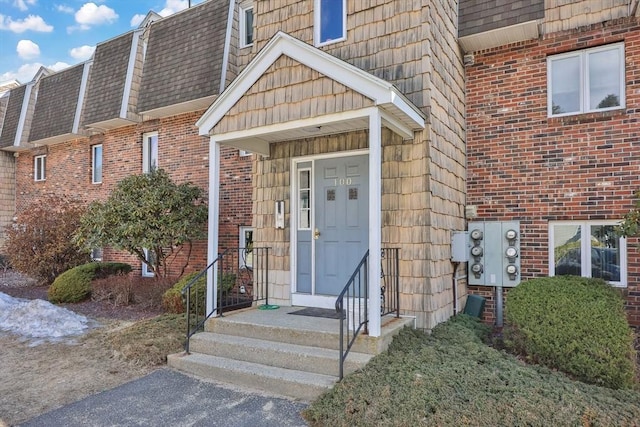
219, 0, 235, 94
197, 31, 425, 135
73, 61, 92, 134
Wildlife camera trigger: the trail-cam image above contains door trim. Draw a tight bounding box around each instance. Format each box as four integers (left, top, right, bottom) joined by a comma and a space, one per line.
290, 149, 369, 307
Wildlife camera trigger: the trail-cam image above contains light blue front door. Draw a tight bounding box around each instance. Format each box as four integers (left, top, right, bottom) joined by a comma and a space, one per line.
314, 155, 369, 296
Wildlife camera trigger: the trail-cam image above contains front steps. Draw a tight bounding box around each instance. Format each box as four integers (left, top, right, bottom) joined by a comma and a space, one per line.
168, 306, 414, 401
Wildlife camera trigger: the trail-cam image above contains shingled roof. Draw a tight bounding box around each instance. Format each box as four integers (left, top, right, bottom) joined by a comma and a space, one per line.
459, 0, 544, 38
138, 0, 230, 116
29, 63, 87, 144
0, 85, 26, 149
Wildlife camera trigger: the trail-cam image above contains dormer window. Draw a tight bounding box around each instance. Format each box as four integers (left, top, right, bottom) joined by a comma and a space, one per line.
240, 3, 254, 48
315, 0, 346, 46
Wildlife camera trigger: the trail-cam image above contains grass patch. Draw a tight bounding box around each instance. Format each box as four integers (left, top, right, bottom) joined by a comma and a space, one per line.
107, 314, 186, 367
304, 315, 640, 426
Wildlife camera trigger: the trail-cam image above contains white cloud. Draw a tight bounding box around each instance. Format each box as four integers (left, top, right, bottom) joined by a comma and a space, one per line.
69, 44, 95, 60
0, 61, 70, 84
158, 0, 188, 17
55, 4, 74, 14
0, 14, 53, 33
74, 2, 118, 29
130, 13, 145, 27
13, 0, 36, 12
16, 39, 40, 59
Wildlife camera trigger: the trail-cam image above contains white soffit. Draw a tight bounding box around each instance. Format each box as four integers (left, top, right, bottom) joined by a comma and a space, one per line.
459, 21, 540, 54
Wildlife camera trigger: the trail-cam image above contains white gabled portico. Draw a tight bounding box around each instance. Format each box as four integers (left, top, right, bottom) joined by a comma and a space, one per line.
196, 31, 424, 337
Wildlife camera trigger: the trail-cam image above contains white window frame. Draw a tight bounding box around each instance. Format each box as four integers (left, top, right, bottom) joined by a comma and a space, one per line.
298, 168, 311, 230
547, 43, 625, 117
314, 0, 346, 46
239, 226, 253, 269
91, 248, 103, 261
34, 155, 46, 182
91, 144, 102, 184
548, 220, 627, 287
142, 131, 158, 174
239, 3, 254, 49
142, 248, 155, 277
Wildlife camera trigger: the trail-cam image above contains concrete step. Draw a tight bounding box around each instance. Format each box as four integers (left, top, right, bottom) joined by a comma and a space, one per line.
205, 309, 414, 355
167, 352, 336, 402
188, 332, 372, 377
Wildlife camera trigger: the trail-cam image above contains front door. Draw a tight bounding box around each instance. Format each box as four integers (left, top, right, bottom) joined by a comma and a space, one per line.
294, 154, 369, 306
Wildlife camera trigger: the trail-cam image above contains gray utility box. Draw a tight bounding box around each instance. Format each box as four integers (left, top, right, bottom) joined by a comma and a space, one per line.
467, 221, 521, 287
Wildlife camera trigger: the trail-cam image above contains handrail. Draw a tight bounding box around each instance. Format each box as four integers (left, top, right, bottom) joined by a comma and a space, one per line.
182, 247, 270, 353
335, 248, 400, 380
335, 250, 369, 380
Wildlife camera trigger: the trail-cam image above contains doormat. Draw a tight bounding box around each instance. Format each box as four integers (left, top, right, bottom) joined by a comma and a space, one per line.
288, 307, 345, 319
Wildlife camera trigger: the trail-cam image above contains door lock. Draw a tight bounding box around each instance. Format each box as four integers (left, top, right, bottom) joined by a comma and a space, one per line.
313, 228, 321, 239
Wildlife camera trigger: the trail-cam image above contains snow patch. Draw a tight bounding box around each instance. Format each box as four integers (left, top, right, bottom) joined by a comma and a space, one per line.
0, 292, 93, 346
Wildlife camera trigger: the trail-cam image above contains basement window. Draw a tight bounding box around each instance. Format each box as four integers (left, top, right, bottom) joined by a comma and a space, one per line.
548, 43, 625, 117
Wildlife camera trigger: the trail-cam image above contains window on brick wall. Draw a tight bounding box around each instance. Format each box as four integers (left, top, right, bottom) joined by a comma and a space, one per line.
549, 221, 627, 287
92, 144, 102, 184
91, 248, 103, 261
314, 0, 346, 46
142, 248, 155, 277
34, 155, 46, 182
548, 43, 625, 117
142, 131, 158, 173
239, 2, 253, 48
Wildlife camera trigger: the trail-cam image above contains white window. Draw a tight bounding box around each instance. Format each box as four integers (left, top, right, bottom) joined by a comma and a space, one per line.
91, 248, 103, 261
314, 0, 346, 46
34, 155, 46, 182
239, 226, 253, 268
549, 221, 627, 287
92, 144, 102, 184
298, 168, 311, 230
548, 43, 625, 117
239, 3, 254, 48
142, 248, 155, 277
142, 132, 158, 173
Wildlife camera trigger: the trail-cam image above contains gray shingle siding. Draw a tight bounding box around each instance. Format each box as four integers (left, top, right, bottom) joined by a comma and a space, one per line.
0, 85, 26, 149
83, 32, 134, 125
459, 0, 544, 37
30, 64, 84, 141
138, 0, 229, 112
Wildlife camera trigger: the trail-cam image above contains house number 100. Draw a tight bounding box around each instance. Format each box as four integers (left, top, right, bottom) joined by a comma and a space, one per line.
334, 178, 352, 186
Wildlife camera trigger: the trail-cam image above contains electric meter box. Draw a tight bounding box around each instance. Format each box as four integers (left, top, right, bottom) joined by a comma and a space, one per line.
451, 231, 469, 262
467, 221, 521, 287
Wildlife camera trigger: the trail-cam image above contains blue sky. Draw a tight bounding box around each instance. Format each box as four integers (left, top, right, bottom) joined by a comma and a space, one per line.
0, 0, 206, 85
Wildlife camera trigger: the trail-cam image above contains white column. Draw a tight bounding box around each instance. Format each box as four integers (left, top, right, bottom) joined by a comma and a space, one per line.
368, 110, 382, 337
206, 139, 221, 316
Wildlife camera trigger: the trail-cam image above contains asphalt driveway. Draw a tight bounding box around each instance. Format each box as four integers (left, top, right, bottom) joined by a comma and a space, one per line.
19, 369, 308, 427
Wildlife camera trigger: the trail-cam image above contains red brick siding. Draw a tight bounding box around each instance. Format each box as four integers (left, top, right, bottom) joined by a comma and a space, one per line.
15, 110, 252, 279
465, 18, 640, 326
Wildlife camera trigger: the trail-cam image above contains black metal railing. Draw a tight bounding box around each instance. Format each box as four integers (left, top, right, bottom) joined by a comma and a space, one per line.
335, 248, 400, 380
182, 247, 269, 353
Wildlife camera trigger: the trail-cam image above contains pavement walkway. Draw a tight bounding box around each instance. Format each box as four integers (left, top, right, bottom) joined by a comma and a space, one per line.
19, 369, 309, 427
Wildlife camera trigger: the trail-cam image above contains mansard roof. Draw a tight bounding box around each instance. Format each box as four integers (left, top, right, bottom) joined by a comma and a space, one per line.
0, 85, 26, 149
138, 0, 230, 117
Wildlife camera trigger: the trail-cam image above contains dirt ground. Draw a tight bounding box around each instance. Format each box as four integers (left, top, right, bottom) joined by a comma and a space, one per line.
0, 272, 164, 426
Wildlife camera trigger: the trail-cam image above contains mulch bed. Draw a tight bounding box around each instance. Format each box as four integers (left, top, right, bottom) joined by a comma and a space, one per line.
0, 271, 164, 321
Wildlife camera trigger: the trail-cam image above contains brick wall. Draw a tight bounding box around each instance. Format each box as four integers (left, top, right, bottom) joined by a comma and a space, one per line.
465, 18, 640, 326
14, 110, 252, 278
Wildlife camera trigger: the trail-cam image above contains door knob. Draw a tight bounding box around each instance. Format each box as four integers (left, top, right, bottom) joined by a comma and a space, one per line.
314, 228, 321, 239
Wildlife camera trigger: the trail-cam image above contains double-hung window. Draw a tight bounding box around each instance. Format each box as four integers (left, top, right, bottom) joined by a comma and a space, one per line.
92, 144, 102, 184
34, 155, 46, 182
549, 221, 626, 287
142, 132, 158, 173
548, 43, 625, 117
142, 248, 155, 277
314, 0, 346, 46
239, 3, 254, 48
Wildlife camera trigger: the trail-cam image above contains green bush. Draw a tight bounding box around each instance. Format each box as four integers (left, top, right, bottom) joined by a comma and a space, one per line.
48, 262, 132, 303
504, 276, 637, 389
162, 271, 236, 314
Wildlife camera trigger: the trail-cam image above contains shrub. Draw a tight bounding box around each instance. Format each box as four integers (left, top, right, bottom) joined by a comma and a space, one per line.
504, 276, 637, 389
4, 196, 90, 284
162, 271, 236, 314
48, 262, 132, 304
